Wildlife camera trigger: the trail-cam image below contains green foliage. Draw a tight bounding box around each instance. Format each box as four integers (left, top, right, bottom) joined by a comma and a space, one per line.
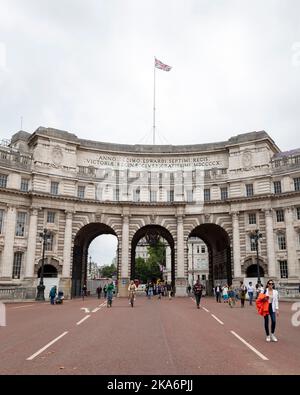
101, 263, 117, 278
135, 240, 166, 282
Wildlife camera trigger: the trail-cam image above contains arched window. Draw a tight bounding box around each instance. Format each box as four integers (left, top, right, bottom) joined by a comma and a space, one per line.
38, 264, 58, 278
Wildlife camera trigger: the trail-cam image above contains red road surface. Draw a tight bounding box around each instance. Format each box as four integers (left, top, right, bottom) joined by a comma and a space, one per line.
0, 296, 299, 375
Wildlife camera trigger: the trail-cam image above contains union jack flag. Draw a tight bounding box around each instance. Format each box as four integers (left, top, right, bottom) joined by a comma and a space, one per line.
155, 58, 172, 71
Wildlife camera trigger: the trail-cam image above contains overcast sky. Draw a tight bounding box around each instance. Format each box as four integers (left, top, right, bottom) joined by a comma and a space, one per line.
1, 0, 300, 265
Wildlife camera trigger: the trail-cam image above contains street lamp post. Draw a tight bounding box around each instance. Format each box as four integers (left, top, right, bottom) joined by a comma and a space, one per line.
36, 228, 50, 301
192, 242, 194, 285
252, 229, 263, 284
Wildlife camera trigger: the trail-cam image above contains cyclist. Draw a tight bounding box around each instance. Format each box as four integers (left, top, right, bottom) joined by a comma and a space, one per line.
128, 280, 137, 307
106, 281, 114, 308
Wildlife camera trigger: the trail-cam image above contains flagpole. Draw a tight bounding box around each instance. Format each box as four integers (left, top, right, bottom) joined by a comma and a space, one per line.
153, 57, 156, 145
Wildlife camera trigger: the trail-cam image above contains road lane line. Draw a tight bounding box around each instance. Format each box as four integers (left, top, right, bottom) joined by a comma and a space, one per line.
12, 305, 34, 309
230, 330, 269, 361
26, 331, 68, 361
92, 307, 100, 313
211, 314, 224, 325
76, 315, 91, 325
202, 307, 210, 313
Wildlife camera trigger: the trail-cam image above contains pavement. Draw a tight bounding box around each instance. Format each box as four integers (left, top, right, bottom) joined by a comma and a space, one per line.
0, 296, 299, 375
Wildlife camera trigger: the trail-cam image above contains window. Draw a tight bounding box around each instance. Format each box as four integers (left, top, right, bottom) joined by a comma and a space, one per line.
167, 190, 174, 202
45, 233, 54, 252
204, 189, 210, 201
0, 174, 7, 188
221, 187, 228, 200
20, 178, 29, 192
50, 181, 59, 195
294, 177, 300, 191
196, 246, 200, 254
204, 170, 210, 177
114, 188, 120, 201
77, 185, 85, 199
133, 188, 140, 202
16, 212, 27, 236
12, 252, 23, 279
279, 260, 288, 279
0, 209, 3, 234
250, 236, 256, 252
221, 169, 227, 174
47, 211, 55, 224
274, 160, 281, 168
297, 207, 300, 220
278, 234, 286, 250
273, 181, 282, 194
201, 246, 206, 253
186, 190, 193, 202
246, 184, 254, 197
150, 191, 157, 202
248, 213, 257, 225
276, 209, 284, 222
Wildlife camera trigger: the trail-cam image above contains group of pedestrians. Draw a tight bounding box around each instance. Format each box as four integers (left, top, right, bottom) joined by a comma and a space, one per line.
145, 281, 173, 300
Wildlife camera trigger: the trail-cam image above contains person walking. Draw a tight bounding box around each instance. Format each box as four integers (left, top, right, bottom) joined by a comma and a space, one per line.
256, 279, 279, 342
247, 282, 254, 306
49, 285, 57, 305
128, 280, 137, 307
103, 284, 107, 299
82, 284, 87, 300
166, 282, 172, 300
96, 286, 101, 299
222, 284, 229, 303
147, 282, 153, 299
239, 281, 247, 308
187, 284, 192, 295
106, 281, 114, 307
193, 279, 203, 309
228, 286, 235, 308
215, 284, 222, 303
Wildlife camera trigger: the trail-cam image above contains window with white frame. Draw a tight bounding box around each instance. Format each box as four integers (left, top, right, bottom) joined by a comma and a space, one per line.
250, 235, 256, 251
204, 189, 210, 201
45, 233, 54, 251
167, 190, 174, 202
15, 212, 27, 236
220, 187, 228, 200
277, 233, 286, 250
201, 246, 206, 253
0, 174, 8, 188
50, 181, 59, 195
20, 178, 29, 192
248, 213, 257, 225
186, 190, 193, 202
246, 184, 254, 197
47, 211, 55, 224
276, 209, 284, 222
77, 185, 85, 199
294, 177, 300, 191
150, 190, 157, 202
279, 260, 288, 278
12, 252, 23, 279
0, 209, 3, 234
273, 180, 282, 194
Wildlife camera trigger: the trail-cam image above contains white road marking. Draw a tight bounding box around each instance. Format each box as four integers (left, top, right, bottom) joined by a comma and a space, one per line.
211, 314, 224, 325
76, 315, 91, 325
92, 307, 100, 313
202, 307, 210, 313
26, 331, 68, 361
230, 330, 269, 361
80, 307, 90, 313
12, 305, 34, 309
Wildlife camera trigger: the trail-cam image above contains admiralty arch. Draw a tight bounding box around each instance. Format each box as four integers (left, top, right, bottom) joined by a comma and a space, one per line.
0, 127, 299, 298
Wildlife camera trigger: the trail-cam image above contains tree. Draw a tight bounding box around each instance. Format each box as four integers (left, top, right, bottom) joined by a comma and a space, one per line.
101, 263, 117, 278
135, 240, 166, 283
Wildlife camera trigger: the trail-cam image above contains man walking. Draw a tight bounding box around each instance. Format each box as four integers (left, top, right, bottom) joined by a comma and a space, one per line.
247, 282, 254, 306
49, 285, 57, 305
193, 280, 203, 309
215, 284, 222, 303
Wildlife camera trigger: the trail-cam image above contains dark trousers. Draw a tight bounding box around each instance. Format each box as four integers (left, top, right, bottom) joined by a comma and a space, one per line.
216, 292, 221, 303
241, 297, 245, 307
195, 294, 202, 307
264, 304, 276, 336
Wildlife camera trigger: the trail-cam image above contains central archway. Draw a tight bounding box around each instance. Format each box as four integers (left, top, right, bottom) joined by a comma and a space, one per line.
72, 223, 118, 297
188, 224, 232, 294
131, 225, 175, 288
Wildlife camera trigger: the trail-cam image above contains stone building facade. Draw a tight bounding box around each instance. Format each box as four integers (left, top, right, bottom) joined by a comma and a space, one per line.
0, 127, 299, 298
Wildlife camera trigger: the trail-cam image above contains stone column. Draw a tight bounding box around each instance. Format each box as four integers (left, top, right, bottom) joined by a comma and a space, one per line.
1, 206, 17, 279
175, 214, 187, 296
264, 209, 276, 278
24, 208, 39, 278
119, 213, 130, 296
62, 212, 73, 278
285, 207, 297, 278
231, 212, 241, 279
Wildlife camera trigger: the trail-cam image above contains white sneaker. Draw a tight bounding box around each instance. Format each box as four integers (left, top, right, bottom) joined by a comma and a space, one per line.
266, 336, 271, 342
271, 334, 278, 342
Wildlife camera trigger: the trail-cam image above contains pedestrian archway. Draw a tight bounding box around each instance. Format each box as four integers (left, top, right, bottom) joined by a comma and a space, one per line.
131, 225, 175, 288
72, 223, 118, 297
188, 224, 232, 294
